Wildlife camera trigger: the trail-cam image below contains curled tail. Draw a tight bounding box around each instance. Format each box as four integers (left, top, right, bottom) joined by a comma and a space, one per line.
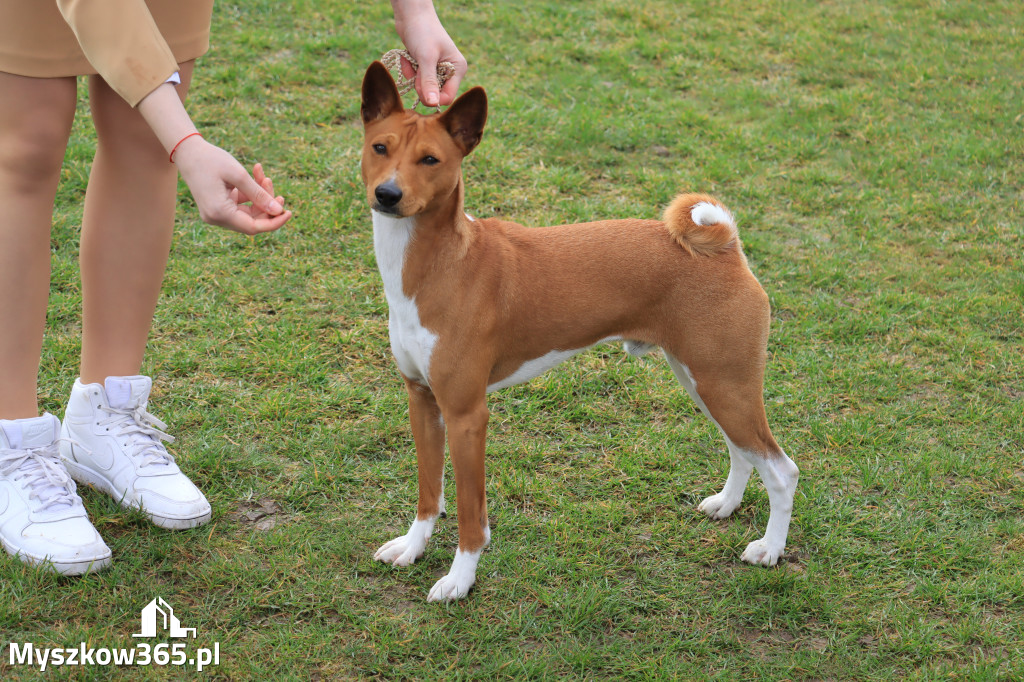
663, 193, 738, 256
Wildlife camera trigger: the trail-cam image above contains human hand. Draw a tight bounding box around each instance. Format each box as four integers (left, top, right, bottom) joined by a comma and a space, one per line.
229, 163, 288, 229
392, 0, 467, 107
172, 137, 292, 235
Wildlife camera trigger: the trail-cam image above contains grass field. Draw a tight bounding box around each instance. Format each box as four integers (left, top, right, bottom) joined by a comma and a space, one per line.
2, 0, 1022, 679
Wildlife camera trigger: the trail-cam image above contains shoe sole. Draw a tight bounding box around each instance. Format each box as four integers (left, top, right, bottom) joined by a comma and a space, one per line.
62, 458, 212, 531
1, 536, 111, 576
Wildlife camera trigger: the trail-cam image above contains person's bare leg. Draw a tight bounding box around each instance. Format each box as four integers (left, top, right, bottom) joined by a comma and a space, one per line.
78, 62, 195, 383
65, 63, 212, 530
0, 73, 77, 418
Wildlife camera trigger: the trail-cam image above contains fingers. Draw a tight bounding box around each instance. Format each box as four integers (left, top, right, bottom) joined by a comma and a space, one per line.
400, 44, 467, 107
223, 207, 293, 235
223, 165, 291, 235
174, 138, 292, 235
413, 55, 466, 107
238, 169, 284, 216
253, 162, 276, 197
416, 60, 443, 108
255, 163, 277, 200
229, 183, 279, 209
251, 164, 285, 219
417, 52, 467, 107
438, 69, 464, 107
399, 55, 417, 81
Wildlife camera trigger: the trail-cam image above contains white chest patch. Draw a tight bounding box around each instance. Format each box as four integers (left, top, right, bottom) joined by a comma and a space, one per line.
373, 211, 438, 384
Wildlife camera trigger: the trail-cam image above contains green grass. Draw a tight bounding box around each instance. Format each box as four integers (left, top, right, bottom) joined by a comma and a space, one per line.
3, 0, 1023, 678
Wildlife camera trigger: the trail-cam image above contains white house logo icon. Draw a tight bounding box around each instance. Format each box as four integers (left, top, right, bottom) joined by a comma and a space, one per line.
132, 597, 196, 639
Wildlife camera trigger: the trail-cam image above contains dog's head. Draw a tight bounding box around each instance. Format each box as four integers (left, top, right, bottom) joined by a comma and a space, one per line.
360, 61, 487, 218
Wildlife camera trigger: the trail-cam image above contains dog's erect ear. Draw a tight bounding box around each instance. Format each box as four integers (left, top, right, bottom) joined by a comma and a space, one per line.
362, 61, 403, 123
440, 87, 488, 155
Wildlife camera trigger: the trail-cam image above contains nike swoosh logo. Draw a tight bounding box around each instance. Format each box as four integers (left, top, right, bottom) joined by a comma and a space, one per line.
23, 424, 54, 445
70, 440, 114, 471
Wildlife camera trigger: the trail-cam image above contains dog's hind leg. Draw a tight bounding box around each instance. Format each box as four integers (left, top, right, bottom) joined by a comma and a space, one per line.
665, 352, 798, 566
666, 355, 753, 519
374, 378, 447, 567
737, 448, 798, 566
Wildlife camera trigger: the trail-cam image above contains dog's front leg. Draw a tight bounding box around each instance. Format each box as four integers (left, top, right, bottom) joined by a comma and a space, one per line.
427, 391, 490, 602
374, 378, 447, 567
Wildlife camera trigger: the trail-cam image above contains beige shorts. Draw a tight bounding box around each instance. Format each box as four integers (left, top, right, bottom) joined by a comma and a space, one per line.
0, 0, 213, 77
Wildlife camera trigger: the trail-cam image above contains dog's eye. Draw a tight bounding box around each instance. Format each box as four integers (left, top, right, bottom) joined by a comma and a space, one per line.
420, 155, 440, 166
372, 143, 387, 155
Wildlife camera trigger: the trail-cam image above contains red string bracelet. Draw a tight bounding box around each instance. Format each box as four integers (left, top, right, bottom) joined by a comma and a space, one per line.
169, 132, 203, 163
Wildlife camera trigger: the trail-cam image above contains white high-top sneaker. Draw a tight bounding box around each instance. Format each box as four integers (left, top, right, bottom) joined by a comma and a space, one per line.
60, 376, 212, 530
0, 413, 111, 574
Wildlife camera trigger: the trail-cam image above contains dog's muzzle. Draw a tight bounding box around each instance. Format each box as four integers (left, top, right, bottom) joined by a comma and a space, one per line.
374, 181, 403, 214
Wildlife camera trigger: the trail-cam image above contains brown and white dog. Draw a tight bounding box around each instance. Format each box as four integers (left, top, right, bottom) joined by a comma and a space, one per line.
360, 61, 798, 601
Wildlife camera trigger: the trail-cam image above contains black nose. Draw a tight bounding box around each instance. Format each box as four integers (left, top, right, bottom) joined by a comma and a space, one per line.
374, 181, 403, 209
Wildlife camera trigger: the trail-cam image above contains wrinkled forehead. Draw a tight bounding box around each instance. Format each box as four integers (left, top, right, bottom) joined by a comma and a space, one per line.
364, 112, 460, 157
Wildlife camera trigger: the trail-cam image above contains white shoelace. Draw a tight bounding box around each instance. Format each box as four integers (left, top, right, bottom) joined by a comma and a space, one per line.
96, 405, 177, 468
0, 443, 79, 513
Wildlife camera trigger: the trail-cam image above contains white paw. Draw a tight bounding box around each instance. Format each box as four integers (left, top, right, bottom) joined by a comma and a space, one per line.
698, 492, 740, 520
374, 518, 436, 566
740, 538, 784, 567
427, 572, 475, 602
423, 569, 475, 602
426, 548, 482, 602
373, 535, 424, 566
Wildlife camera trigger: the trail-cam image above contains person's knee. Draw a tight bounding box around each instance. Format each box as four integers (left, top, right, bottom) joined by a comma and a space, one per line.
0, 110, 72, 190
